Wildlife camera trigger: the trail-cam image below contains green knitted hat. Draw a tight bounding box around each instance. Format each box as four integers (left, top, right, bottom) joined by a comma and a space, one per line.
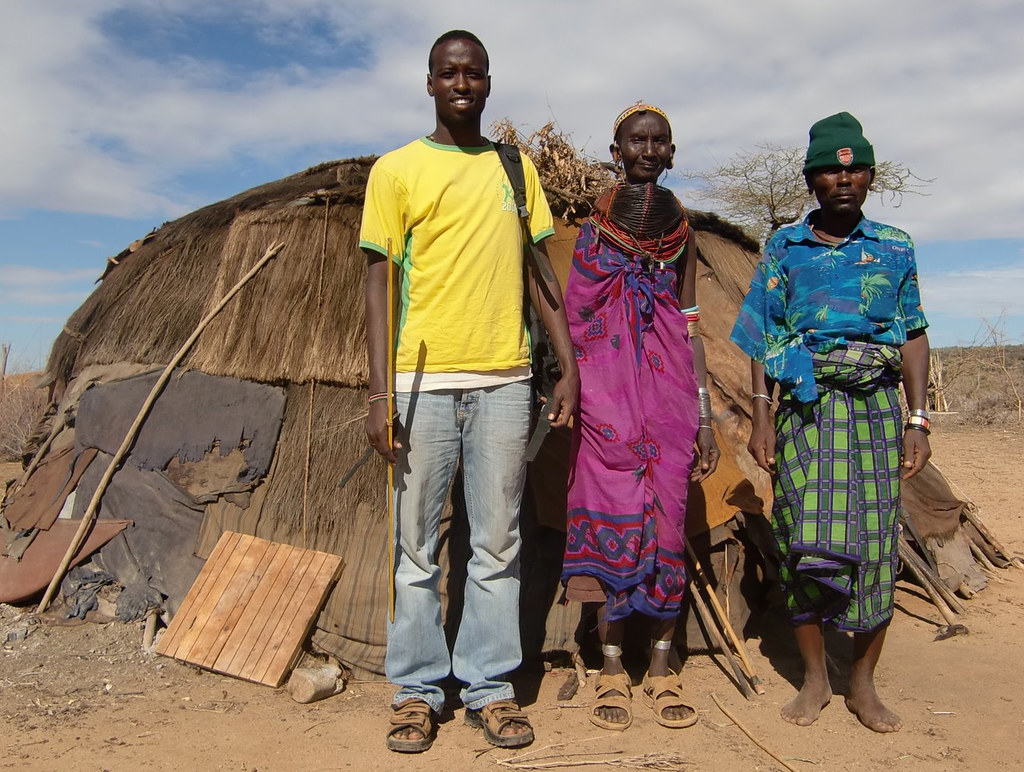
803, 112, 875, 173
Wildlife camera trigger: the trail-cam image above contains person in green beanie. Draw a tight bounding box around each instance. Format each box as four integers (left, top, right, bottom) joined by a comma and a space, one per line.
731, 112, 931, 733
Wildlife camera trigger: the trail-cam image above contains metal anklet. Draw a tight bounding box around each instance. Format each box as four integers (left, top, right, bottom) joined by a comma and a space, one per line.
651, 639, 673, 651
601, 643, 623, 659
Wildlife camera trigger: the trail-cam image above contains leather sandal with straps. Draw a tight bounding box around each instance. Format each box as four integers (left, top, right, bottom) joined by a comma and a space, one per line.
386, 698, 437, 753
641, 671, 698, 729
464, 699, 535, 748
590, 670, 633, 730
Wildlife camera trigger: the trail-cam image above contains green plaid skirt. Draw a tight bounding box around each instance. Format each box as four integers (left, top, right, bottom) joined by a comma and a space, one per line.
773, 342, 903, 632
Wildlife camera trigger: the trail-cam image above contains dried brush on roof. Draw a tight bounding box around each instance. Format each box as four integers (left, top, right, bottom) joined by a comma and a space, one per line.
491, 119, 615, 222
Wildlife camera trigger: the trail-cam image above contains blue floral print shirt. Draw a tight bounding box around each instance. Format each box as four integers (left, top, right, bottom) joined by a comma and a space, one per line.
730, 214, 928, 402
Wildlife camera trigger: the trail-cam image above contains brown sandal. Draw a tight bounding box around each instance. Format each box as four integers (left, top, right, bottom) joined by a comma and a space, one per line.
590, 671, 633, 730
641, 672, 698, 728
386, 698, 436, 753
465, 699, 535, 748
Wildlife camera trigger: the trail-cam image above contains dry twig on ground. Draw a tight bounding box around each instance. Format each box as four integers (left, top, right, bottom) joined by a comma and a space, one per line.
711, 692, 800, 772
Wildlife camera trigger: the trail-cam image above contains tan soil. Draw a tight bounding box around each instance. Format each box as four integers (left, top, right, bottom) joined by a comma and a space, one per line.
2, 422, 1022, 771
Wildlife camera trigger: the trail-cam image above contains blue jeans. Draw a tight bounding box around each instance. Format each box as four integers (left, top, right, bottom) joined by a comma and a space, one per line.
387, 381, 531, 712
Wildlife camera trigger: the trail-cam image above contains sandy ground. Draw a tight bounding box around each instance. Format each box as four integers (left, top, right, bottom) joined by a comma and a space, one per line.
2, 422, 1022, 772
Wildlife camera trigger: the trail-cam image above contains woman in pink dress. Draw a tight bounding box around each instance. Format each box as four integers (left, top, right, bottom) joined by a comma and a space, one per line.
562, 102, 719, 730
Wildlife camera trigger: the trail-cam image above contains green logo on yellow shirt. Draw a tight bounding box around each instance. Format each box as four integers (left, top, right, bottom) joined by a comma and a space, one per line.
501, 182, 516, 212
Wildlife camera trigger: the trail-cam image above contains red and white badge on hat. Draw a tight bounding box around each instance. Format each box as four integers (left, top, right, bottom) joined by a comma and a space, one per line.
837, 147, 854, 166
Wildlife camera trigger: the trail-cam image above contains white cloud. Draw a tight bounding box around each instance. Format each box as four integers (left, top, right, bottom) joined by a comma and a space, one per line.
1, 315, 69, 324
920, 263, 1024, 318
0, 0, 1022, 243
0, 266, 99, 287
0, 265, 98, 308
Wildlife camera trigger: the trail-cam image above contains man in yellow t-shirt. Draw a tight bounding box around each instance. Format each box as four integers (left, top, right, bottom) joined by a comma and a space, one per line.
360, 29, 578, 754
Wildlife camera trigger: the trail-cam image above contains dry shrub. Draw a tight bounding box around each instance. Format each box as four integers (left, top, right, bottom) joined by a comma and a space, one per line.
491, 119, 615, 221
0, 375, 48, 463
931, 344, 1024, 424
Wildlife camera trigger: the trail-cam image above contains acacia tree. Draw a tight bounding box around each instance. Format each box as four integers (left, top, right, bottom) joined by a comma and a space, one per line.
688, 142, 930, 245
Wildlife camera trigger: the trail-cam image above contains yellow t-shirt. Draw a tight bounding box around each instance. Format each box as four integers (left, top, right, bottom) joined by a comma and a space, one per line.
359, 138, 554, 379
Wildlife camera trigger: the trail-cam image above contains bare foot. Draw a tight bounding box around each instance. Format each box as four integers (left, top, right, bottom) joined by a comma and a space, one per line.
845, 687, 902, 733
780, 678, 832, 726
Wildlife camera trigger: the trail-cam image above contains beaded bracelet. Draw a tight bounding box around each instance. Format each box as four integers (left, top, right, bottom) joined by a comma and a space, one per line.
682, 305, 700, 337
367, 392, 388, 404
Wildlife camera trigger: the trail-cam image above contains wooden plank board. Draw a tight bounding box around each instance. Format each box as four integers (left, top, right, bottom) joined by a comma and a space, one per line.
172, 533, 259, 662
262, 550, 341, 682
250, 552, 329, 685
156, 532, 343, 687
212, 542, 294, 674
236, 548, 315, 683
228, 545, 303, 680
187, 541, 281, 669
155, 531, 242, 657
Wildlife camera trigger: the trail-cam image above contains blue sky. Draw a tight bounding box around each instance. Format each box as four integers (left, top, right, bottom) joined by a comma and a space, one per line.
2, 0, 1023, 371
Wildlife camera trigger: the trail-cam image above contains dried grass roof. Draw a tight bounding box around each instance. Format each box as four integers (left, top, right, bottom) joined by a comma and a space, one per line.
48, 159, 375, 391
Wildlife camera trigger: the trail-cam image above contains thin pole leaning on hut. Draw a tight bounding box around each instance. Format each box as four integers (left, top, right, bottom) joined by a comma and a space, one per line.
36, 241, 286, 614
386, 237, 396, 623
685, 541, 764, 695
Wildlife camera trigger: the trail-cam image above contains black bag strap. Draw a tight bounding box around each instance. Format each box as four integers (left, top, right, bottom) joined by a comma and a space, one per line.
494, 142, 558, 285
494, 143, 562, 458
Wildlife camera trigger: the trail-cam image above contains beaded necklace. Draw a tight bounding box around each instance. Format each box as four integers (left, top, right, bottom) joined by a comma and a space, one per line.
592, 183, 689, 268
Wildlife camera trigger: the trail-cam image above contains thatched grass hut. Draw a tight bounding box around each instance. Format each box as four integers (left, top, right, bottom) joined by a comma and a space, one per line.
3, 153, 777, 677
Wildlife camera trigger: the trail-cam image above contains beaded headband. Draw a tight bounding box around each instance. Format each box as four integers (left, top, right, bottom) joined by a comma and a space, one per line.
613, 100, 670, 137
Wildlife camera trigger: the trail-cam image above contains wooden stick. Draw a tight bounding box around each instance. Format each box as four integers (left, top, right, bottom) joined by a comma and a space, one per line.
143, 609, 159, 650
36, 241, 285, 614
963, 506, 1023, 568
964, 521, 1011, 569
711, 692, 799, 772
572, 650, 588, 691
302, 380, 315, 549
898, 540, 961, 628
931, 461, 1023, 569
689, 581, 755, 699
385, 238, 396, 624
685, 542, 763, 693
899, 514, 940, 577
968, 539, 1003, 581
898, 534, 966, 615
